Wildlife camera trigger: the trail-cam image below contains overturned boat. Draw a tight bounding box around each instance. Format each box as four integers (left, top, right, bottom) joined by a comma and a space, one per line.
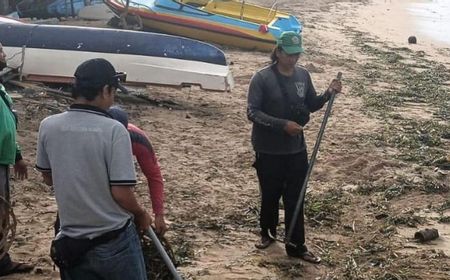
0, 17, 234, 91
104, 0, 302, 52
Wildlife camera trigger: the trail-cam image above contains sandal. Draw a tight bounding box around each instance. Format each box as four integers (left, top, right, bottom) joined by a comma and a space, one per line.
0, 261, 34, 276
299, 251, 321, 264
255, 236, 275, 249
286, 248, 321, 264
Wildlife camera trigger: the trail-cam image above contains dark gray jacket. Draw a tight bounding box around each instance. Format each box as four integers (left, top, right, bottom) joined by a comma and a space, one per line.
247, 64, 330, 155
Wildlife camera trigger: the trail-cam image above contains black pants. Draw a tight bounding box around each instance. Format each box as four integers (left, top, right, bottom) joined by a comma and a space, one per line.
254, 151, 309, 252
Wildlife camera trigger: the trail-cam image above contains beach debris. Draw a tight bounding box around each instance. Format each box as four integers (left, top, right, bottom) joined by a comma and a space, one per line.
259, 259, 304, 278
433, 156, 450, 170
438, 216, 450, 223
389, 210, 424, 227
7, 80, 73, 100
6, 79, 188, 110
375, 213, 389, 220
304, 63, 324, 73
141, 233, 179, 280
408, 36, 417, 44
414, 228, 439, 242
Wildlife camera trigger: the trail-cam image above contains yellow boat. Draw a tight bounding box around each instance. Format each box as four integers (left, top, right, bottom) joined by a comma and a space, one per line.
104, 0, 302, 51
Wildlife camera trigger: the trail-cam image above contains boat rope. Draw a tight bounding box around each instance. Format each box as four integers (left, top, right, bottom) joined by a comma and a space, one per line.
266, 0, 278, 23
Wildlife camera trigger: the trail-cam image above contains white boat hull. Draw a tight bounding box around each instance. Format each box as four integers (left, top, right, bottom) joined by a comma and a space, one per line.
5, 47, 234, 91
1, 17, 234, 91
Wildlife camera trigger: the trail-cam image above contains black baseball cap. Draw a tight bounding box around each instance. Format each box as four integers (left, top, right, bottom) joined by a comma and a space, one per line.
74, 58, 126, 89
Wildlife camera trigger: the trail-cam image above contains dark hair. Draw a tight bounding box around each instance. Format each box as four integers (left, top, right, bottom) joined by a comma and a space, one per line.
72, 84, 106, 101
72, 58, 123, 100
270, 46, 283, 64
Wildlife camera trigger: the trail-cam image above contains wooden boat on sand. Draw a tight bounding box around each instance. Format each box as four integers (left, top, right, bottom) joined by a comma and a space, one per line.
104, 0, 302, 52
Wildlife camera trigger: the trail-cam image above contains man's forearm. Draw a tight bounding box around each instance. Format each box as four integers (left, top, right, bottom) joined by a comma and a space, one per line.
247, 108, 287, 131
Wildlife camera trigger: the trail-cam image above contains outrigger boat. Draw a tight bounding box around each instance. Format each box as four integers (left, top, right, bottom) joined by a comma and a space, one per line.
103, 0, 302, 52
0, 17, 234, 91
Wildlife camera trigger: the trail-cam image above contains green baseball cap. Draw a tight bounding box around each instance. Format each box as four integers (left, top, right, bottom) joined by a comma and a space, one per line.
277, 31, 304, 54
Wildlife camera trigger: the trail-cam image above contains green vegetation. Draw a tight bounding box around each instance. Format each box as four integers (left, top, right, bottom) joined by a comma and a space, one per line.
347, 28, 449, 167
305, 188, 347, 227
388, 211, 424, 227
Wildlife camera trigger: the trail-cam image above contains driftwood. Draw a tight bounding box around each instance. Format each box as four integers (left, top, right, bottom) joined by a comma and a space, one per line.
7, 80, 73, 101
6, 80, 181, 108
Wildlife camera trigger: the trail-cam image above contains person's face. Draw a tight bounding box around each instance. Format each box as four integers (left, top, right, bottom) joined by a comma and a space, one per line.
0, 44, 7, 71
277, 49, 300, 68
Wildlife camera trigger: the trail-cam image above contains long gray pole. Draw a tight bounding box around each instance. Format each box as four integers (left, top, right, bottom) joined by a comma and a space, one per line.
285, 72, 342, 246
145, 228, 183, 280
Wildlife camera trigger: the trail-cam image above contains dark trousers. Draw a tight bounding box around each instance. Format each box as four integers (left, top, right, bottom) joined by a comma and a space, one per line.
254, 151, 309, 252
0, 254, 11, 271
54, 214, 67, 280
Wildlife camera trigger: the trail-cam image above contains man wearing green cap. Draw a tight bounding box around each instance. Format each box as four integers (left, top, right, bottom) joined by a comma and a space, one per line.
247, 31, 342, 263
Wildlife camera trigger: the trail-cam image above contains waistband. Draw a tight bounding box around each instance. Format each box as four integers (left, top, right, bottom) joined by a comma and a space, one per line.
91, 219, 131, 245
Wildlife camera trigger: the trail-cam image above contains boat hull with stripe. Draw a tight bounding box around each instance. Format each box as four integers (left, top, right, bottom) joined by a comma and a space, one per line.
0, 18, 234, 91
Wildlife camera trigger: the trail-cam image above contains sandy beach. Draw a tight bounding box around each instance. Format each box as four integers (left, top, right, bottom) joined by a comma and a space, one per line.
2, 0, 450, 279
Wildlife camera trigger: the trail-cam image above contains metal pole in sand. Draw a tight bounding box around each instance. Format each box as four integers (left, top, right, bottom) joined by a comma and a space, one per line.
285, 72, 342, 247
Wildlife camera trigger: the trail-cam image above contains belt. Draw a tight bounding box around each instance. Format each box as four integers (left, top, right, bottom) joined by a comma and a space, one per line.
91, 219, 131, 246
